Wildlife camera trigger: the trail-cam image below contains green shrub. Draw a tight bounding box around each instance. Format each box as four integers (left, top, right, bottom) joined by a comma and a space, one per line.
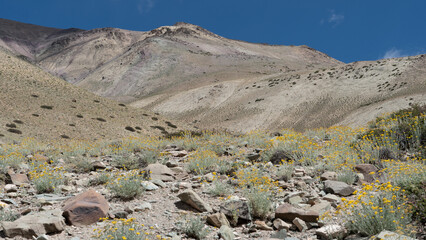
208, 180, 233, 197
245, 187, 272, 220
0, 208, 19, 221
108, 171, 144, 200
184, 216, 209, 240
89, 172, 111, 186
186, 150, 220, 175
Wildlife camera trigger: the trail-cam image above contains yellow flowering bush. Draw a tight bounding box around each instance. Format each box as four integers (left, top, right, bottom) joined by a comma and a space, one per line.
93, 218, 169, 240
29, 162, 65, 193
336, 181, 415, 236
108, 170, 145, 200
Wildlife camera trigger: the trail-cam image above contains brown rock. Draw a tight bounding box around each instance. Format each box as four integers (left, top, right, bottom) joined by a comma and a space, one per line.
354, 164, 378, 183
144, 164, 175, 182
177, 190, 212, 212
275, 203, 319, 222
9, 173, 29, 185
207, 212, 230, 227
1, 209, 65, 238
62, 189, 109, 226
254, 220, 273, 231
273, 218, 291, 231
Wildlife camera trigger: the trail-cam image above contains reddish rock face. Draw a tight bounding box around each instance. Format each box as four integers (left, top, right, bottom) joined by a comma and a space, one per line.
275, 203, 319, 223
9, 173, 29, 185
62, 189, 109, 226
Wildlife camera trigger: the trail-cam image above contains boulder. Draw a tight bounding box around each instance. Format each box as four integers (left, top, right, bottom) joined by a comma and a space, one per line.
144, 164, 175, 182
220, 200, 252, 226
323, 180, 355, 197
354, 164, 378, 183
62, 189, 109, 226
177, 190, 212, 212
275, 203, 319, 222
1, 209, 65, 238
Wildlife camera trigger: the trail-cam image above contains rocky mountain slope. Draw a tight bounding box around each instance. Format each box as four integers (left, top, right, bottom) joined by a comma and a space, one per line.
1, 18, 426, 133
0, 48, 186, 143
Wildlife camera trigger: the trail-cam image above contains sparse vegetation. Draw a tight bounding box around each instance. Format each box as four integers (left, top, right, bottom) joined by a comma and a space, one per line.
183, 216, 209, 240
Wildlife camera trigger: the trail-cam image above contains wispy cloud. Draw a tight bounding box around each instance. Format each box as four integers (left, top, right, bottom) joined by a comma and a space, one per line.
382, 48, 409, 59
328, 10, 344, 26
137, 0, 155, 14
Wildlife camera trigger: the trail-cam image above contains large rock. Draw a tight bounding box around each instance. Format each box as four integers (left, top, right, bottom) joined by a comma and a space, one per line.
9, 173, 30, 185
275, 203, 319, 222
177, 190, 212, 212
144, 164, 175, 182
1, 209, 65, 238
376, 230, 415, 240
220, 200, 252, 226
270, 150, 292, 165
354, 164, 378, 183
316, 225, 347, 240
320, 171, 337, 181
308, 201, 331, 215
323, 180, 355, 197
62, 189, 109, 226
219, 225, 235, 240
207, 212, 230, 227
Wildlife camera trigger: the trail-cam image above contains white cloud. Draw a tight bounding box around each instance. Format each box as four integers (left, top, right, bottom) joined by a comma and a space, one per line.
382, 48, 408, 59
328, 10, 344, 26
137, 0, 155, 14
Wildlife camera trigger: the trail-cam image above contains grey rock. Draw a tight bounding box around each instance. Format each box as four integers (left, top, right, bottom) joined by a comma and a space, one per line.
308, 201, 331, 215
323, 180, 355, 197
36, 194, 71, 202
141, 181, 159, 191
134, 201, 152, 211
316, 225, 347, 239
4, 184, 17, 193
36, 234, 49, 240
292, 217, 307, 232
177, 190, 212, 212
219, 225, 235, 240
220, 200, 251, 226
112, 211, 128, 219
273, 218, 291, 231
1, 209, 65, 238
376, 230, 415, 240
151, 179, 166, 188
320, 171, 337, 181
144, 164, 175, 182
207, 212, 230, 227
275, 203, 319, 222
270, 229, 287, 239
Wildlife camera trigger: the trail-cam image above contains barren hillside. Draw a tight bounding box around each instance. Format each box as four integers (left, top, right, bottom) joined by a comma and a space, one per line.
0, 49, 186, 143
1, 19, 425, 133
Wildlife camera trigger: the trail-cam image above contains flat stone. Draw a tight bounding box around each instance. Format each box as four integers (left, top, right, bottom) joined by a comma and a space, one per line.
293, 217, 308, 232
322, 194, 340, 203
1, 209, 65, 238
275, 203, 319, 223
170, 150, 188, 158
177, 190, 212, 212
308, 201, 331, 215
4, 184, 17, 193
288, 195, 303, 205
316, 225, 347, 239
144, 164, 175, 182
151, 179, 166, 188
141, 181, 159, 191
323, 180, 355, 197
270, 229, 287, 239
9, 173, 30, 185
62, 189, 109, 226
254, 220, 273, 231
207, 212, 230, 227
36, 194, 71, 203
376, 230, 415, 240
134, 201, 152, 211
273, 218, 291, 231
320, 171, 337, 181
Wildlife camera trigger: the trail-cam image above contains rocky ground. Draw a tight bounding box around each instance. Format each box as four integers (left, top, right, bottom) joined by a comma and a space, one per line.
0, 140, 421, 240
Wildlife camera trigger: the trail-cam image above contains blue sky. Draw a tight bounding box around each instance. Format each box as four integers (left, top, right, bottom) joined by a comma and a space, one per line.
1, 0, 425, 63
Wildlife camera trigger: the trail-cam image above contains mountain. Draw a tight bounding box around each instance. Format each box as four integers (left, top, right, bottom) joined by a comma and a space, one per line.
1, 18, 425, 132
0, 48, 186, 143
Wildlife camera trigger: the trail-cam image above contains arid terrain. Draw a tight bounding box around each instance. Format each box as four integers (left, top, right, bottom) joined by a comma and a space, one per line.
2, 18, 425, 133
0, 18, 425, 240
